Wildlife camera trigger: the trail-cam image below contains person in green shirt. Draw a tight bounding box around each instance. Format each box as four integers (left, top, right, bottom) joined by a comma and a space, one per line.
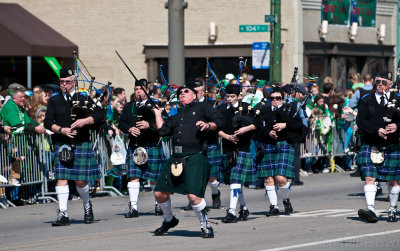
0, 88, 45, 134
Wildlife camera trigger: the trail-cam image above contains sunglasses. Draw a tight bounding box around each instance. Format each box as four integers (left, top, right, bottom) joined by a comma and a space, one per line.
375, 79, 390, 86
270, 96, 282, 101
60, 80, 74, 85
178, 89, 191, 95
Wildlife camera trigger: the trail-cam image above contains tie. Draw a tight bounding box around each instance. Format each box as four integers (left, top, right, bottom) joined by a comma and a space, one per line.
380, 96, 385, 107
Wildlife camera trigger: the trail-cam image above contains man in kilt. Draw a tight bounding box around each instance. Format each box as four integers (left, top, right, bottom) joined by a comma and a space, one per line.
119, 78, 165, 217
44, 67, 104, 226
356, 71, 400, 223
218, 84, 257, 223
152, 85, 224, 238
255, 87, 302, 216
183, 79, 222, 211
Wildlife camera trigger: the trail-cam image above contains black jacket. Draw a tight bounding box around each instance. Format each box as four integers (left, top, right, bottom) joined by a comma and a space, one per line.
356, 91, 400, 147
159, 101, 224, 147
256, 102, 303, 144
218, 102, 255, 152
44, 92, 105, 144
118, 100, 159, 148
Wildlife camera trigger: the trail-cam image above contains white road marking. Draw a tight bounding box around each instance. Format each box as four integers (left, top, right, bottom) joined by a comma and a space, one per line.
259, 229, 400, 251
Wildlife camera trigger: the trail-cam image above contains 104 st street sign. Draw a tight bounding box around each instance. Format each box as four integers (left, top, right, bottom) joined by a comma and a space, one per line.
239, 25, 268, 32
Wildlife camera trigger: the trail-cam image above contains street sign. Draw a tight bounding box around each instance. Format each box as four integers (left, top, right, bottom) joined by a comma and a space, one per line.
239, 25, 268, 32
265, 15, 276, 23
252, 42, 270, 69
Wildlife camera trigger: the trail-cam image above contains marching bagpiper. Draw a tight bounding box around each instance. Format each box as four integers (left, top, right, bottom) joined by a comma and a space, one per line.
119, 78, 166, 217
44, 67, 104, 226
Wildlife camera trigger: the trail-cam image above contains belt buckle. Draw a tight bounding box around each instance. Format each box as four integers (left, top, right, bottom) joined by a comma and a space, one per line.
174, 146, 182, 154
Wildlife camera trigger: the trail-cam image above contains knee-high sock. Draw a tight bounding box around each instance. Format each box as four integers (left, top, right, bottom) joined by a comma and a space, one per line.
278, 182, 291, 200
76, 185, 90, 206
389, 185, 400, 210
127, 182, 140, 210
158, 198, 173, 222
238, 186, 247, 209
208, 181, 220, 195
229, 183, 241, 215
192, 198, 209, 229
56, 185, 69, 215
387, 184, 393, 196
265, 185, 278, 207
151, 184, 158, 205
364, 184, 377, 211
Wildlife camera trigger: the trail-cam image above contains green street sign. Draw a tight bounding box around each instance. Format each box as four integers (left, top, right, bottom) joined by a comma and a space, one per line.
265, 15, 276, 23
239, 25, 268, 33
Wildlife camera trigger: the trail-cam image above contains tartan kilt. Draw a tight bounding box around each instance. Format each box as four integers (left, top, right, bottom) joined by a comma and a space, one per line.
356, 144, 400, 181
229, 151, 257, 185
207, 144, 222, 178
257, 141, 295, 179
54, 142, 101, 181
127, 146, 165, 181
155, 152, 210, 198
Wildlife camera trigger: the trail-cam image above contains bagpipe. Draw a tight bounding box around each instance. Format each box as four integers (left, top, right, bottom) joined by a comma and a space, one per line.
382, 60, 400, 124
69, 51, 112, 121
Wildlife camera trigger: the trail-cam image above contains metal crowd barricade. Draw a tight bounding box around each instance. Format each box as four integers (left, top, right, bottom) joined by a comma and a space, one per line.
0, 132, 45, 208
90, 130, 123, 197
0, 130, 124, 209
300, 115, 357, 172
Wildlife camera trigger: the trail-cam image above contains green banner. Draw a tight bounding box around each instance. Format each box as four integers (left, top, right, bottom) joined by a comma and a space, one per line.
44, 57, 62, 77
321, 0, 350, 25
353, 0, 376, 27
321, 0, 376, 27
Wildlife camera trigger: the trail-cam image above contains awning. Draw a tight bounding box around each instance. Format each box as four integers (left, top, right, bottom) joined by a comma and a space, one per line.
0, 3, 78, 57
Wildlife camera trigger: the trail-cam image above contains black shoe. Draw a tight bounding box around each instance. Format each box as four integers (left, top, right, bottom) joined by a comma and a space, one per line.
184, 202, 192, 211
358, 208, 378, 223
221, 211, 238, 223
292, 181, 304, 186
238, 206, 249, 221
283, 199, 293, 214
212, 190, 221, 209
52, 210, 70, 226
266, 205, 280, 217
84, 201, 94, 224
201, 225, 214, 238
376, 187, 383, 196
125, 202, 139, 218
155, 204, 163, 216
154, 216, 179, 235
387, 208, 398, 222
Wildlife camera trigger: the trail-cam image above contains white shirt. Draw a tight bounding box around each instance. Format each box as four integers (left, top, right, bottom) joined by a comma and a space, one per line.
63, 90, 76, 101
375, 91, 389, 106
227, 101, 239, 109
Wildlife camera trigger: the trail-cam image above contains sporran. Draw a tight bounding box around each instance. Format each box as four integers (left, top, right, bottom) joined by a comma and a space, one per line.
133, 147, 148, 165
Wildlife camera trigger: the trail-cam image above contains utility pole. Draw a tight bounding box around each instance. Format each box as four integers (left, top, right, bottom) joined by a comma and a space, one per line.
270, 0, 281, 82
165, 0, 187, 86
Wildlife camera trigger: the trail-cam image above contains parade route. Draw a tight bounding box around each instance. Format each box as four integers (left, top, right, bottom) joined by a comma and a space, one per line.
1, 173, 400, 251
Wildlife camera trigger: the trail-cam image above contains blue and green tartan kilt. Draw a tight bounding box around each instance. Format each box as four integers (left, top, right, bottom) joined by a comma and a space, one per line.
258, 141, 295, 179
54, 142, 101, 181
230, 151, 257, 185
207, 144, 222, 178
356, 145, 400, 181
127, 146, 165, 181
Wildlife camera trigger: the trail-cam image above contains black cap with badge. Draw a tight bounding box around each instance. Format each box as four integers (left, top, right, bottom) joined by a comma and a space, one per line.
59, 67, 74, 79
376, 71, 392, 81
135, 78, 148, 88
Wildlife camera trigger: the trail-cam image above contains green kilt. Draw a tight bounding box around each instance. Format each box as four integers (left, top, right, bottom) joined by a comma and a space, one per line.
258, 141, 295, 179
127, 146, 165, 181
155, 152, 211, 198
207, 144, 222, 178
54, 142, 101, 181
357, 144, 400, 181
229, 151, 257, 185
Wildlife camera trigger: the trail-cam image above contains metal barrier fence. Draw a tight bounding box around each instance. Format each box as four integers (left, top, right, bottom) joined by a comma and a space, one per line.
300, 116, 357, 172
0, 131, 124, 209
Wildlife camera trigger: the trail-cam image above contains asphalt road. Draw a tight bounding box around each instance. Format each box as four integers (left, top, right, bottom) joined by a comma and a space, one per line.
1, 173, 400, 251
